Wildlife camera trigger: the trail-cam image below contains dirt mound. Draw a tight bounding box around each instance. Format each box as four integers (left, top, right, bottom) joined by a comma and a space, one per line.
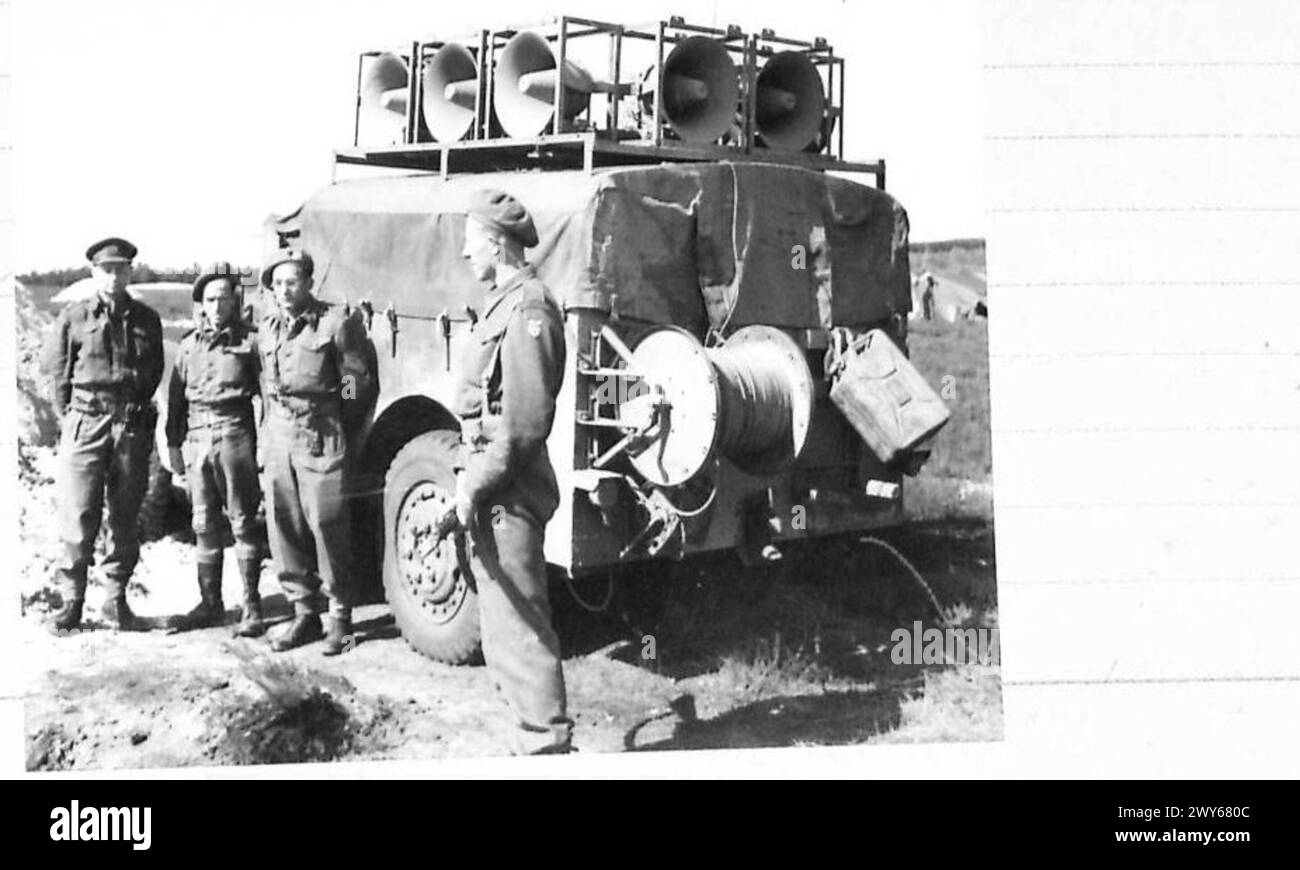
18, 441, 61, 617
214, 688, 385, 766
209, 642, 403, 765
14, 276, 64, 613
12, 277, 60, 449
24, 639, 410, 771
26, 723, 79, 771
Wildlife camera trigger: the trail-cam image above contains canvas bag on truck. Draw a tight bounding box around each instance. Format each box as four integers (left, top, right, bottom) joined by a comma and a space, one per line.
826, 328, 951, 465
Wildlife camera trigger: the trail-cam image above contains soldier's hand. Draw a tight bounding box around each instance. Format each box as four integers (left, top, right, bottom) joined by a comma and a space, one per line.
453, 473, 474, 527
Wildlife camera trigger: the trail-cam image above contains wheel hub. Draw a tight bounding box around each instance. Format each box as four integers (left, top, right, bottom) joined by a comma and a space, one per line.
394, 480, 470, 625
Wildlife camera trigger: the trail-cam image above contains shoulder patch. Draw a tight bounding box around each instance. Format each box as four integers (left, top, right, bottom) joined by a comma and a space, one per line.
527, 317, 542, 338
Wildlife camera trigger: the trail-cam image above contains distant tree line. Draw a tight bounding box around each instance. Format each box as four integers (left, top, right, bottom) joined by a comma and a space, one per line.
17, 263, 218, 287
910, 238, 986, 255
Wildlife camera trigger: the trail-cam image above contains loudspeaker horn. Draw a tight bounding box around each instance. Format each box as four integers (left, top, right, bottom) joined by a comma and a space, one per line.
650, 36, 739, 144
754, 50, 826, 151
495, 30, 595, 138
359, 52, 411, 145
422, 42, 480, 142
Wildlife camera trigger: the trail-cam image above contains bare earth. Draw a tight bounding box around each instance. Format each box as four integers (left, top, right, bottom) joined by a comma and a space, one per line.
22, 516, 999, 770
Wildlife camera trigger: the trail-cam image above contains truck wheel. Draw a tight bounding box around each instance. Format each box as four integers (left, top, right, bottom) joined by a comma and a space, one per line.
382, 430, 483, 664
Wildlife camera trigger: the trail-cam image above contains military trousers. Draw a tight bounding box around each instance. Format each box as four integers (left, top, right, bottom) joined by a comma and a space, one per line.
55, 402, 156, 601
262, 407, 353, 616
470, 501, 572, 754
183, 413, 262, 564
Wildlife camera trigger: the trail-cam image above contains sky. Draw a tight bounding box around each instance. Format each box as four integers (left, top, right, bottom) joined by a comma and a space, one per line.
9, 0, 983, 270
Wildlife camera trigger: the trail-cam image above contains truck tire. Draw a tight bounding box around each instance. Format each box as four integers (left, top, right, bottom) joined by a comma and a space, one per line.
382, 429, 483, 664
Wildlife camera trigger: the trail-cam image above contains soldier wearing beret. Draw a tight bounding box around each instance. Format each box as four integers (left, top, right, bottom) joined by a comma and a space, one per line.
453, 189, 574, 754
164, 263, 266, 636
42, 237, 164, 632
259, 249, 377, 654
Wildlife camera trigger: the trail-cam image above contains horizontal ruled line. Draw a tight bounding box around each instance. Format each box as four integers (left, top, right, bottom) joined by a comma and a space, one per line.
989, 206, 1300, 214
1002, 575, 1300, 586
991, 281, 1300, 288
995, 425, 1300, 434
998, 501, 1300, 510
986, 61, 1300, 70
1006, 675, 1300, 687
986, 133, 1300, 141
989, 350, 1300, 359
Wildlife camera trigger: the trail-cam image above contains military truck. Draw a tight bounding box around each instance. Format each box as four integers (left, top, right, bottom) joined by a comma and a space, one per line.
263, 16, 948, 663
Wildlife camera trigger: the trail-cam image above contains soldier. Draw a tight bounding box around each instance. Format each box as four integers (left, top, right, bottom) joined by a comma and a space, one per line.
42, 237, 164, 632
259, 249, 376, 654
164, 263, 265, 636
920, 272, 936, 321
453, 189, 573, 755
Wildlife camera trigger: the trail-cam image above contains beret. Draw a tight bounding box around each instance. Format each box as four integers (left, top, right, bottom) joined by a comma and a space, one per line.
261, 249, 315, 289
467, 188, 539, 248
193, 262, 245, 301
85, 237, 138, 264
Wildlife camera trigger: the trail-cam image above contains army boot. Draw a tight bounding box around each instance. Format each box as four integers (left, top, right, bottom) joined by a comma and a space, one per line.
48, 599, 84, 634
48, 589, 85, 635
171, 560, 226, 632
48, 570, 86, 634
100, 596, 140, 632
321, 612, 353, 657
99, 571, 141, 631
515, 717, 577, 756
270, 612, 323, 652
233, 557, 265, 638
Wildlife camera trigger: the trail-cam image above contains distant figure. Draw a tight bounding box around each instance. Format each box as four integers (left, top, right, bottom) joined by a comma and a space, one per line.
920, 272, 937, 321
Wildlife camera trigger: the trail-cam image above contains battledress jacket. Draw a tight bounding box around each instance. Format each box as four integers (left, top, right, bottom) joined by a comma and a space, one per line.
452, 266, 566, 524
43, 293, 164, 416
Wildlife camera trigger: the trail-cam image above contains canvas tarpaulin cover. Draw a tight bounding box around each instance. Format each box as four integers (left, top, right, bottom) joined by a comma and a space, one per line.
264, 162, 911, 335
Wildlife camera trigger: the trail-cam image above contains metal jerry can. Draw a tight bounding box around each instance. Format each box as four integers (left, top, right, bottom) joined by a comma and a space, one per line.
826, 328, 951, 465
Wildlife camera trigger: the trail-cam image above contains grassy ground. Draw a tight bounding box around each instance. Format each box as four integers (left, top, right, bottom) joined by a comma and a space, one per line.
906, 315, 994, 520
910, 239, 987, 294
552, 519, 1001, 752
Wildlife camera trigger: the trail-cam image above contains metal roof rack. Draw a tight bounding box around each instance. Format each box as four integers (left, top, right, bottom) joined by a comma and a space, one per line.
340, 15, 884, 187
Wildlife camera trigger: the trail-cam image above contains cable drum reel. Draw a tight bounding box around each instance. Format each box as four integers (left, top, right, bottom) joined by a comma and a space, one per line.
600, 324, 815, 491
